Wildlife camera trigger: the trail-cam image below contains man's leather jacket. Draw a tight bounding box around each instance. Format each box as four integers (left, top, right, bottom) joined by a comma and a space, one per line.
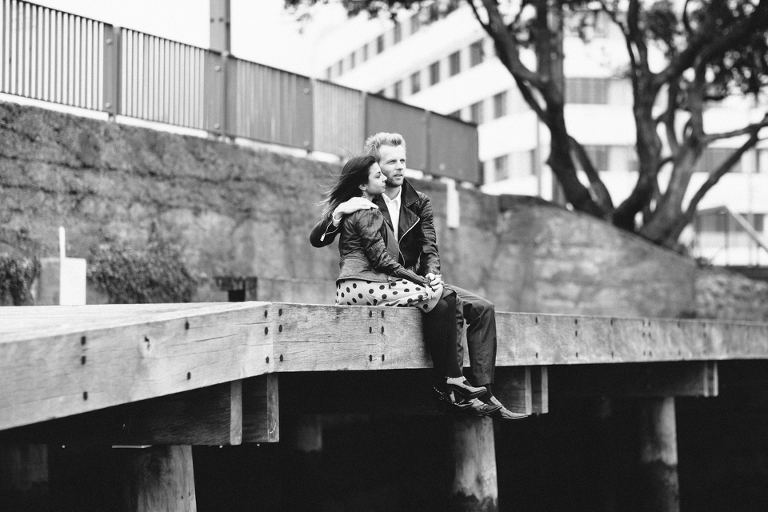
334, 209, 427, 286
310, 179, 441, 277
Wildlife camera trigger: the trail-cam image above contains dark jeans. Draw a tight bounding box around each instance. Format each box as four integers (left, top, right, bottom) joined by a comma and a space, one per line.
422, 289, 462, 381
450, 285, 497, 386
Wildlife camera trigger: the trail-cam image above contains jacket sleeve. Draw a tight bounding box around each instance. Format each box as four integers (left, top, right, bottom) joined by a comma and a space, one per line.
354, 211, 428, 286
416, 194, 441, 276
309, 215, 340, 248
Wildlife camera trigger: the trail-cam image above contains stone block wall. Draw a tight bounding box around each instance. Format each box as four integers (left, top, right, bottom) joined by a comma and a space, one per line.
1, 101, 698, 317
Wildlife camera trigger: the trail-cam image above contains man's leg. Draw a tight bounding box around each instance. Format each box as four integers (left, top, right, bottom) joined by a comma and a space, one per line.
450, 286, 496, 388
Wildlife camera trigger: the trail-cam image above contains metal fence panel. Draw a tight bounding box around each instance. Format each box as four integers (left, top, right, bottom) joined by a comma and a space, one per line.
0, 0, 102, 110
365, 95, 427, 171
312, 80, 364, 157
232, 59, 312, 148
120, 28, 206, 129
428, 113, 480, 183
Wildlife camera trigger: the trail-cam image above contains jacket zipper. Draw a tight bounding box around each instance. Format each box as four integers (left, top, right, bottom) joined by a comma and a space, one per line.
396, 218, 419, 266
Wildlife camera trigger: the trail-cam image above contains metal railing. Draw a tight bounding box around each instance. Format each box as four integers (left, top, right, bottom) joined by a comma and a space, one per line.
0, 0, 480, 184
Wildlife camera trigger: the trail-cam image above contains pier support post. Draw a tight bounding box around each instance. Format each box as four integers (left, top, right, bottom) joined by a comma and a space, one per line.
0, 443, 49, 510
638, 397, 679, 512
119, 445, 197, 512
449, 417, 498, 512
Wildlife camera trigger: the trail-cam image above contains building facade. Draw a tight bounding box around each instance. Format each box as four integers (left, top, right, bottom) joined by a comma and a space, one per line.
311, 2, 768, 266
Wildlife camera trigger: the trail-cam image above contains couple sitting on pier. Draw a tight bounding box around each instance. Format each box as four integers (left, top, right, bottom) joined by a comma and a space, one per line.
310, 132, 526, 420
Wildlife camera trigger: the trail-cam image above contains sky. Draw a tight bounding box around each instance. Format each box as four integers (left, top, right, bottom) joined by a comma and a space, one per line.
30, 0, 348, 75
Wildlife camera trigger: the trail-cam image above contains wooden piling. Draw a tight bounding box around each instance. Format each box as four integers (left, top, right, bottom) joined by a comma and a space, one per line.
449, 416, 498, 512
0, 443, 49, 511
638, 397, 679, 512
118, 445, 197, 512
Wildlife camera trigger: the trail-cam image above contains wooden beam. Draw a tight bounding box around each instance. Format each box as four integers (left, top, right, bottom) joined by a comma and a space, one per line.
638, 397, 680, 512
4, 302, 768, 431
1, 382, 244, 446
243, 374, 279, 443
549, 361, 718, 398
0, 303, 272, 431
450, 417, 498, 511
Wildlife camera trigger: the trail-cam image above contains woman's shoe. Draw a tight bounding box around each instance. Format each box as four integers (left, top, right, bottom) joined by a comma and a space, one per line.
446, 378, 487, 400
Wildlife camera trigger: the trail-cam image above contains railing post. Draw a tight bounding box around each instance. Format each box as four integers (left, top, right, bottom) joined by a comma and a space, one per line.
102, 24, 122, 119
204, 51, 226, 136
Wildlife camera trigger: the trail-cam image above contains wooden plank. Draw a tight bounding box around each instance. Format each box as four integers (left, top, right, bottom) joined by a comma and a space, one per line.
243, 374, 279, 443
118, 445, 197, 512
4, 302, 768, 431
549, 361, 719, 398
1, 382, 243, 446
531, 366, 549, 414
1, 303, 273, 431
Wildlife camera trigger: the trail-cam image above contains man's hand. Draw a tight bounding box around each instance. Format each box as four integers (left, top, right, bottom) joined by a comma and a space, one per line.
425, 273, 444, 291
332, 197, 377, 226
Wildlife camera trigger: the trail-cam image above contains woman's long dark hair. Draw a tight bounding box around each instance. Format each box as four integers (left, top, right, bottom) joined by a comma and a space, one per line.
321, 155, 377, 219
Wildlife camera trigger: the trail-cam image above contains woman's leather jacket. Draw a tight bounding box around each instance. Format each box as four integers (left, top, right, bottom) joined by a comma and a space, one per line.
336, 209, 427, 287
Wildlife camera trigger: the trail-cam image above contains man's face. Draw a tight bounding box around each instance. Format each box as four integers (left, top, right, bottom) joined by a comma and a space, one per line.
378, 144, 406, 188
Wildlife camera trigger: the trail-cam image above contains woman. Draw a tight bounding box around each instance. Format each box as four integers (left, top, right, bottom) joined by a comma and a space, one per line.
317, 156, 490, 409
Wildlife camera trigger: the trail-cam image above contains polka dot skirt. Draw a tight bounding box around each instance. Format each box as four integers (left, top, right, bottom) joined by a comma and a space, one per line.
336, 278, 442, 312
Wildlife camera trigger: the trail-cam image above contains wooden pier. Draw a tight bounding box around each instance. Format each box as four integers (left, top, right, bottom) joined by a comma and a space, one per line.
2, 302, 767, 511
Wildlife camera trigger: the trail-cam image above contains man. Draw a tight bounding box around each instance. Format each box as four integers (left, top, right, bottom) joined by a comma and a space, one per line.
310, 132, 526, 420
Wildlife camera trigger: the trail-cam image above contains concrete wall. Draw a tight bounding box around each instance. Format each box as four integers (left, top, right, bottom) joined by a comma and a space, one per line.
696, 267, 768, 323
0, 101, 697, 317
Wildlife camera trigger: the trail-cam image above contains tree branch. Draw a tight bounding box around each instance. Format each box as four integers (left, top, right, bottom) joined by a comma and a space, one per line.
476, 0, 544, 88
702, 113, 768, 144
657, 81, 681, 154
682, 130, 762, 224
569, 136, 614, 211
598, 1, 638, 72
654, 0, 768, 91
512, 73, 548, 123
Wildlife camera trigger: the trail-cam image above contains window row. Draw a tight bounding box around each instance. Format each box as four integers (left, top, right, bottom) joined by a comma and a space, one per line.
325, 2, 462, 81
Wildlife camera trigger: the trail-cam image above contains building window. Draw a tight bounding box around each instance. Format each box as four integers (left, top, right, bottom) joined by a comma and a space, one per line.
337, 60, 344, 76
362, 44, 369, 62
394, 81, 402, 100
449, 110, 461, 119
697, 212, 765, 233
493, 91, 507, 119
410, 71, 421, 95
349, 52, 356, 70
377, 35, 384, 54
410, 15, 420, 35
697, 148, 742, 173
494, 155, 509, 181
566, 77, 609, 104
393, 21, 402, 44
449, 51, 461, 76
430, 61, 440, 86
325, 67, 332, 80
470, 101, 484, 124
577, 145, 610, 171
470, 40, 484, 67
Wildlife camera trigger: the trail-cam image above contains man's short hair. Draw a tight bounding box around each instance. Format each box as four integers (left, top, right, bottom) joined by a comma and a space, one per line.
363, 132, 406, 162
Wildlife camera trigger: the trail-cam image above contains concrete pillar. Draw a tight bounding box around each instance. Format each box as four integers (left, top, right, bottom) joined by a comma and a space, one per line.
119, 446, 197, 512
449, 416, 498, 512
638, 397, 680, 512
0, 444, 50, 511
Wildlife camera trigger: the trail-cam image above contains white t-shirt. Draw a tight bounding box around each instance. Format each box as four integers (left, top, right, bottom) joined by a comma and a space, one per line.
382, 188, 402, 240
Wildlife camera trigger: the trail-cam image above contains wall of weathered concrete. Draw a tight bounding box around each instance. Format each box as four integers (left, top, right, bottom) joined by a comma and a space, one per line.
695, 267, 768, 322
1, 101, 697, 317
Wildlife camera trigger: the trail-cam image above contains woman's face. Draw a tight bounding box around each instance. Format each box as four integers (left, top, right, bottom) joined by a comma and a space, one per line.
363, 162, 387, 197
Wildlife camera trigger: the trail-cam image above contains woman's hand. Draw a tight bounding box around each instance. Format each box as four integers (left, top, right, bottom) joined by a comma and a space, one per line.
425, 273, 444, 291
332, 197, 378, 226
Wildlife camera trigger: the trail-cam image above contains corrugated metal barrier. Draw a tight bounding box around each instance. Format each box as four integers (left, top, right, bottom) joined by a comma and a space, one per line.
312, 80, 364, 157
1, 0, 103, 110
2, 0, 480, 184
